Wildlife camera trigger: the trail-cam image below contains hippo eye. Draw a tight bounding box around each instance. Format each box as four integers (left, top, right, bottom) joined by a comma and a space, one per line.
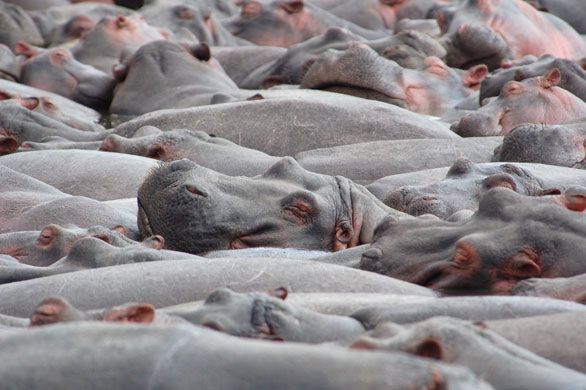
93, 234, 111, 244
185, 184, 206, 197
280, 192, 319, 225
502, 82, 522, 96
175, 6, 194, 20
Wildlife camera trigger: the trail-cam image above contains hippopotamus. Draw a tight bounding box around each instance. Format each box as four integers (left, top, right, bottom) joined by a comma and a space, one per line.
222, 0, 388, 48
0, 150, 157, 201
445, 0, 586, 60
451, 69, 586, 136
18, 47, 116, 110
0, 166, 137, 236
300, 45, 487, 115
370, 29, 447, 69
71, 14, 169, 74
0, 256, 432, 317
113, 90, 457, 156
0, 2, 44, 49
140, 1, 243, 46
110, 40, 239, 115
514, 273, 586, 304
479, 55, 586, 102
351, 317, 586, 389
0, 323, 491, 389
381, 158, 549, 218
526, 0, 586, 34
137, 158, 404, 254
360, 188, 586, 294
0, 224, 135, 266
493, 121, 586, 168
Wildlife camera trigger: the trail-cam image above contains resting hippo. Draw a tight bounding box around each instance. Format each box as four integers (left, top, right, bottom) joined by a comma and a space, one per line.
360, 188, 586, 294
0, 224, 134, 266
479, 55, 586, 102
382, 158, 549, 218
0, 166, 137, 236
351, 317, 586, 390
0, 257, 433, 317
113, 90, 456, 156
0, 2, 44, 49
300, 45, 487, 115
0, 150, 157, 201
110, 40, 239, 115
137, 158, 403, 254
527, 0, 586, 34
451, 69, 586, 136
493, 121, 586, 168
0, 323, 491, 389
18, 47, 116, 110
513, 274, 586, 304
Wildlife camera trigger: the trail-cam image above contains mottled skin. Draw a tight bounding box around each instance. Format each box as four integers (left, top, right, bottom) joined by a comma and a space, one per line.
493, 121, 586, 167
0, 323, 491, 390
0, 224, 134, 266
360, 188, 586, 294
383, 158, 548, 219
514, 274, 586, 304
110, 40, 238, 115
351, 317, 586, 389
452, 69, 586, 136
222, 0, 388, 48
138, 158, 403, 254
0, 257, 432, 317
446, 0, 586, 60
301, 45, 487, 116
480, 55, 586, 102
71, 14, 169, 74
18, 47, 115, 110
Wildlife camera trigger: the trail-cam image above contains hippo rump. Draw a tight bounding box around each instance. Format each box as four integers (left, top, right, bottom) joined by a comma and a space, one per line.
137, 158, 404, 254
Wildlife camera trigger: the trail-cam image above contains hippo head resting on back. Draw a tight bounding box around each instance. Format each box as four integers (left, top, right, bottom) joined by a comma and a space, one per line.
137, 158, 398, 254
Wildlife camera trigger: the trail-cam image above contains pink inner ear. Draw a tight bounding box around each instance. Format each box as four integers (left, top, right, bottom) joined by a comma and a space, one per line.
415, 339, 443, 360
542, 68, 561, 88
282, 0, 304, 13
270, 287, 288, 300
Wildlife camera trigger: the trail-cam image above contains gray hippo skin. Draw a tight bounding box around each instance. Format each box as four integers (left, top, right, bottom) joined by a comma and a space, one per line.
0, 257, 433, 317
494, 120, 586, 168
0, 166, 138, 236
360, 188, 586, 294
513, 273, 586, 304
351, 317, 586, 390
137, 158, 404, 254
0, 323, 492, 390
113, 90, 456, 157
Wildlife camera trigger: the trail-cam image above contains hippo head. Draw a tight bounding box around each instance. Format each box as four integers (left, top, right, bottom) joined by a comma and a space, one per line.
380, 30, 447, 69
18, 47, 115, 109
137, 158, 391, 254
384, 159, 547, 219
494, 123, 586, 168
180, 288, 294, 340
362, 187, 586, 294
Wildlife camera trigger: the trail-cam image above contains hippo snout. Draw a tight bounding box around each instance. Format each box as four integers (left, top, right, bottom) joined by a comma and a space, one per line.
451, 112, 501, 137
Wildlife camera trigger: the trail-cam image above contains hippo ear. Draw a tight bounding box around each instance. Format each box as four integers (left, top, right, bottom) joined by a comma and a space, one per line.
414, 338, 443, 360
463, 64, 488, 88
541, 68, 561, 89
0, 136, 19, 155
14, 41, 39, 59
103, 304, 156, 323
36, 225, 60, 247
0, 90, 14, 100
190, 43, 211, 62
146, 145, 168, 161
334, 220, 355, 251
269, 287, 288, 300
142, 235, 165, 250
30, 297, 70, 326
505, 249, 541, 279
282, 0, 304, 13
99, 135, 119, 152
112, 225, 128, 236
19, 97, 40, 110
112, 63, 129, 82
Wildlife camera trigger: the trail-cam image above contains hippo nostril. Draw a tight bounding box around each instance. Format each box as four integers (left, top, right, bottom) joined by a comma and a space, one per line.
169, 159, 195, 172
116, 16, 129, 28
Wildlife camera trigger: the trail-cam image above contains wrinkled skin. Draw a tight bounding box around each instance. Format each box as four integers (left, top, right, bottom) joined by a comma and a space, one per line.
99, 129, 279, 177
301, 45, 487, 116
351, 317, 586, 389
71, 14, 169, 74
361, 188, 586, 294
383, 158, 548, 219
0, 2, 44, 49
493, 121, 586, 168
451, 69, 586, 136
514, 274, 586, 304
0, 224, 133, 267
138, 158, 401, 254
140, 2, 242, 46
0, 323, 492, 390
480, 54, 586, 102
446, 0, 586, 60
18, 47, 115, 110
223, 0, 387, 48
111, 40, 238, 115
